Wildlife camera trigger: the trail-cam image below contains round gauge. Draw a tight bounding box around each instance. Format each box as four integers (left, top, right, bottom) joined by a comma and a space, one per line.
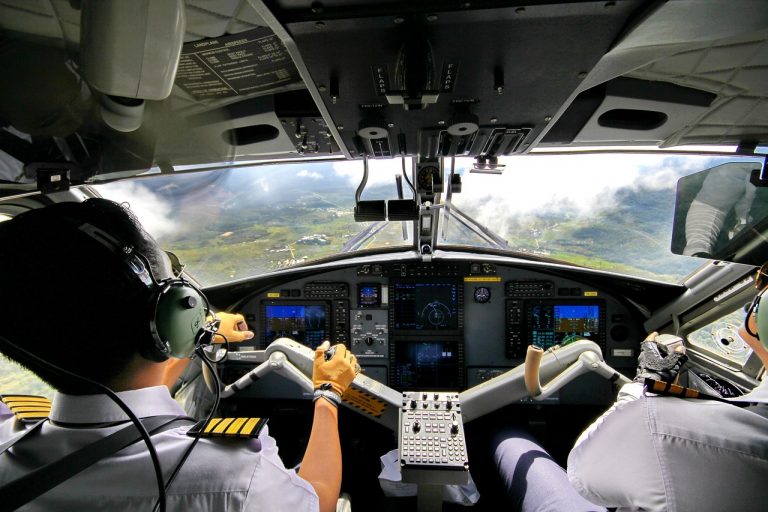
417, 165, 439, 192
474, 286, 491, 304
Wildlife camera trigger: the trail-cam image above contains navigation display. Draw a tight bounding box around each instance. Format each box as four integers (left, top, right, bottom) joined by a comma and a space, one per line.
264, 303, 328, 348
527, 302, 601, 349
392, 340, 460, 390
392, 281, 460, 331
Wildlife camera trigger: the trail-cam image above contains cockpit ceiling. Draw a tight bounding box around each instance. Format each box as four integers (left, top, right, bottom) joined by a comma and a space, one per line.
1, 1, 768, 184
0, 0, 269, 45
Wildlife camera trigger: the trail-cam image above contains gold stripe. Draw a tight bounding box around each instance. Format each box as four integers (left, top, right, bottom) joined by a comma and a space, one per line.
226, 417, 248, 436
463, 276, 502, 282
670, 383, 684, 395
8, 401, 51, 407
685, 389, 699, 398
212, 418, 235, 435
16, 412, 49, 418
204, 418, 222, 434
3, 397, 51, 404
240, 418, 260, 436
10, 406, 50, 413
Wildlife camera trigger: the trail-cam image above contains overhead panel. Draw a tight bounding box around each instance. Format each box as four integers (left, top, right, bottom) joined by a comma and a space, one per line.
271, 0, 645, 158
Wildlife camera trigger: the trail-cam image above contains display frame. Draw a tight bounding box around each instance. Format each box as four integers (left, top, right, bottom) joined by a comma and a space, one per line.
523, 299, 606, 352
261, 300, 332, 349
389, 278, 464, 335
389, 336, 465, 391
357, 282, 382, 308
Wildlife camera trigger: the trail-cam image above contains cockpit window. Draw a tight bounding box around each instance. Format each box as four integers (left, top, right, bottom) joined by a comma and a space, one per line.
687, 307, 753, 366
0, 358, 54, 398
93, 152, 762, 286
94, 161, 413, 286
445, 154, 763, 283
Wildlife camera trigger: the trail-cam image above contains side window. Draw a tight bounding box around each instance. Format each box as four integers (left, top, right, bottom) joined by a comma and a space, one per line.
687, 307, 753, 366
0, 358, 54, 398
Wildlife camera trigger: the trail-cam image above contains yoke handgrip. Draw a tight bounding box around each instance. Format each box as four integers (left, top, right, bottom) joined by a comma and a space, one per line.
524, 345, 545, 397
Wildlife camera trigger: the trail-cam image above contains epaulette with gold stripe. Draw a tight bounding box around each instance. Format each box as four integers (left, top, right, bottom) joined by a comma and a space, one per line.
187, 417, 268, 438
643, 378, 736, 404
0, 395, 52, 422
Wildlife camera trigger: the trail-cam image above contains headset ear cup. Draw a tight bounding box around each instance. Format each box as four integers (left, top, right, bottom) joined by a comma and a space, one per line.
152, 283, 207, 359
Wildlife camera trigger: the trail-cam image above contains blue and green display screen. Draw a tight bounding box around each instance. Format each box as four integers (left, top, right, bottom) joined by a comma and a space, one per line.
528, 303, 600, 348
264, 304, 327, 348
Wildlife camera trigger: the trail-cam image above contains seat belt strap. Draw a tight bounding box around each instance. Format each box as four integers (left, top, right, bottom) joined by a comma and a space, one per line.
0, 414, 192, 511
0, 419, 46, 457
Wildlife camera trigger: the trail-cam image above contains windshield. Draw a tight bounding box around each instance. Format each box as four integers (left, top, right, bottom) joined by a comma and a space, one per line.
95, 160, 413, 285
94, 152, 762, 287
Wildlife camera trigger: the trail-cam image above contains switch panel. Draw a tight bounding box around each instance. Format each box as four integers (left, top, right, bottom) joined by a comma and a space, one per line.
350, 309, 388, 358
399, 391, 469, 485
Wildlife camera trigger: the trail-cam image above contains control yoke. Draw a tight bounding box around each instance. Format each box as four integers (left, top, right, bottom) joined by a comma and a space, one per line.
524, 343, 631, 400
215, 338, 630, 431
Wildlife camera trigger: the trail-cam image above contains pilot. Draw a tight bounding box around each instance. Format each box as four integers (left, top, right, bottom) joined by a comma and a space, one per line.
491, 264, 768, 512
566, 264, 768, 510
0, 198, 359, 512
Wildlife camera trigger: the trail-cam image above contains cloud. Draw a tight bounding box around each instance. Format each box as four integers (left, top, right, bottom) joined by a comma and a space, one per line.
95, 181, 179, 240
451, 154, 724, 238
332, 159, 406, 186
297, 169, 323, 180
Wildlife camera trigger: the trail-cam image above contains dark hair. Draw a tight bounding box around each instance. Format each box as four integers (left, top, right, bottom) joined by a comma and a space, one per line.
0, 198, 166, 393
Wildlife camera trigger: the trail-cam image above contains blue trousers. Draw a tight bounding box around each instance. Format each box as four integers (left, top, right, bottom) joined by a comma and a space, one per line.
492, 429, 606, 512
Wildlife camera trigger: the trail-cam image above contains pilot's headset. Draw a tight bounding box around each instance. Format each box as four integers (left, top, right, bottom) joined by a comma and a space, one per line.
746, 263, 768, 349
66, 211, 213, 362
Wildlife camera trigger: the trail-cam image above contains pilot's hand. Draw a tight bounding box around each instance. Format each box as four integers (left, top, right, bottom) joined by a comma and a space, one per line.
634, 332, 688, 383
211, 312, 254, 343
313, 341, 360, 397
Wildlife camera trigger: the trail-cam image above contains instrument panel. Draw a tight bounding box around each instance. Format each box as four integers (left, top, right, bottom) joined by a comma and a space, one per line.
225, 260, 643, 400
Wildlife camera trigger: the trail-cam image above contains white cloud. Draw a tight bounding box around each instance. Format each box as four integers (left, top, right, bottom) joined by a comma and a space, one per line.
297, 169, 322, 180
452, 154, 719, 237
95, 181, 179, 239
332, 159, 406, 187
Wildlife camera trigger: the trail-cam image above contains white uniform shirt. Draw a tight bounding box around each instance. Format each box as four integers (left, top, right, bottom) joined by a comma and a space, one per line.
567, 380, 768, 512
0, 386, 318, 511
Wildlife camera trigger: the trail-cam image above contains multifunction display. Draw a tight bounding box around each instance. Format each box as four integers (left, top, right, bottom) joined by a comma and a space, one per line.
506, 299, 605, 358
392, 340, 462, 390
528, 302, 601, 349
263, 302, 328, 349
392, 281, 461, 331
